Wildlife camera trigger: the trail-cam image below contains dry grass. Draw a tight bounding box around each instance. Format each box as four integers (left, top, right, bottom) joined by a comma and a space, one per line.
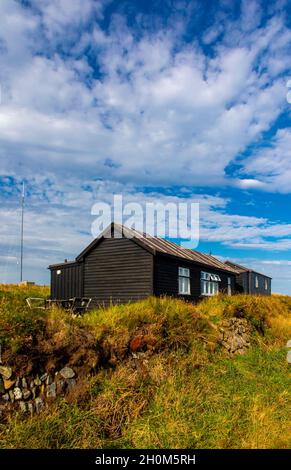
0, 285, 290, 449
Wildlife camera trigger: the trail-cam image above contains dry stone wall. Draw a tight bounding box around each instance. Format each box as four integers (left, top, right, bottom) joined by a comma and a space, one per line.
218, 317, 252, 354
0, 365, 76, 417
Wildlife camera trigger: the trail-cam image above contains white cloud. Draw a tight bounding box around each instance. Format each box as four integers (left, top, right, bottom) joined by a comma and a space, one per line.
242, 128, 291, 192
0, 1, 290, 187
0, 1, 291, 288
1, 176, 291, 283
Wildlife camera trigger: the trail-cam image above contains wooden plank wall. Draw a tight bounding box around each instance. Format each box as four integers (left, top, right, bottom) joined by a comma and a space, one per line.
83, 237, 154, 306
154, 254, 236, 300
50, 263, 83, 299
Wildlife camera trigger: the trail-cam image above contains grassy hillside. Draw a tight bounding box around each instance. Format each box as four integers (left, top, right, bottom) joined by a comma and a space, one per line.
0, 284, 290, 449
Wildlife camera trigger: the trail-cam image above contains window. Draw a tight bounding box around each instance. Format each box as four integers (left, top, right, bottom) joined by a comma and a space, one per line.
255, 276, 259, 288
178, 267, 191, 295
201, 271, 221, 296
265, 279, 268, 290
227, 277, 232, 296
56, 269, 61, 275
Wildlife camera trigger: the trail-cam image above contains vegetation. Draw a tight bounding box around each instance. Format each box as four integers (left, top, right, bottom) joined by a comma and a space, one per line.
0, 285, 290, 449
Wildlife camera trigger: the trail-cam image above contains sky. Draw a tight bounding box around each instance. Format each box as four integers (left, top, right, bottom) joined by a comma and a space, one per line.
0, 0, 291, 293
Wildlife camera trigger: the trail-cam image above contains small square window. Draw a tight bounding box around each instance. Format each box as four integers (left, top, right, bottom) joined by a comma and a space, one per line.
201, 271, 221, 296
56, 270, 61, 275
178, 267, 191, 295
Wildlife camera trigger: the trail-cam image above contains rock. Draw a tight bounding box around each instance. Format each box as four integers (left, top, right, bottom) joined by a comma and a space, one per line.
30, 380, 34, 389
2, 393, 9, 402
0, 366, 12, 380
9, 390, 14, 403
287, 350, 291, 364
40, 373, 48, 382
286, 340, 291, 349
56, 379, 66, 395
0, 377, 5, 395
59, 367, 75, 379
13, 387, 23, 401
66, 378, 76, 392
218, 318, 252, 355
46, 382, 56, 398
28, 402, 34, 416
46, 374, 52, 385
22, 377, 28, 389
23, 389, 31, 400
34, 375, 41, 386
34, 397, 44, 414
4, 379, 15, 390
15, 377, 20, 387
19, 401, 27, 413
31, 387, 36, 399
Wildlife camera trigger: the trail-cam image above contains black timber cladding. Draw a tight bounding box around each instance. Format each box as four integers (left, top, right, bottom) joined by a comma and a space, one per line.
224, 261, 271, 295
83, 237, 153, 306
48, 223, 240, 304
154, 253, 235, 300
50, 262, 83, 300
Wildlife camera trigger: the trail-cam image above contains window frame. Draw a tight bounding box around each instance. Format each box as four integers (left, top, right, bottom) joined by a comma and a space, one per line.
227, 276, 232, 296
178, 266, 191, 295
201, 271, 221, 297
255, 275, 259, 289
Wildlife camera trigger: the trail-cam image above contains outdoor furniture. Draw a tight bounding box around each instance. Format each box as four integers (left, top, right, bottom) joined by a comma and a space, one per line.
26, 297, 92, 314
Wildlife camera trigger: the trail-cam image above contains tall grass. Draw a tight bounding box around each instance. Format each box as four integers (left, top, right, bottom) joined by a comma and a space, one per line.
0, 285, 290, 449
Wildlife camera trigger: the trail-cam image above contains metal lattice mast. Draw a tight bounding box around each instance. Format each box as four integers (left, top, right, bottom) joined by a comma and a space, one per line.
20, 182, 25, 282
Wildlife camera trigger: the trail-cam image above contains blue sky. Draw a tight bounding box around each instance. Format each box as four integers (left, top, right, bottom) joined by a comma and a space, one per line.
0, 0, 291, 293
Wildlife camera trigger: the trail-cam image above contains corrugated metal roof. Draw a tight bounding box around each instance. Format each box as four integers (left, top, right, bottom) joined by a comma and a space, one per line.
224, 261, 272, 278
51, 223, 237, 273
117, 224, 237, 273
48, 260, 78, 269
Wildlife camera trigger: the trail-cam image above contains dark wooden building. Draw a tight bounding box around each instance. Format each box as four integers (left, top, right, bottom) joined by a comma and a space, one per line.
224, 261, 272, 295
49, 223, 238, 306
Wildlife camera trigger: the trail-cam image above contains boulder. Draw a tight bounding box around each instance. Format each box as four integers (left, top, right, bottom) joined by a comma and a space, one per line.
4, 379, 15, 391
287, 350, 291, 365
0, 366, 12, 380
34, 397, 44, 414
22, 378, 28, 389
28, 402, 34, 415
23, 389, 31, 400
286, 340, 291, 349
34, 376, 41, 386
46, 374, 53, 385
13, 387, 23, 401
59, 367, 75, 379
66, 378, 77, 392
19, 401, 27, 413
46, 382, 56, 398
0, 377, 5, 395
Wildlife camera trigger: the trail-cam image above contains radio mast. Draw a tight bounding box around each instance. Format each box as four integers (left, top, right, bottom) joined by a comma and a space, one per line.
20, 182, 25, 282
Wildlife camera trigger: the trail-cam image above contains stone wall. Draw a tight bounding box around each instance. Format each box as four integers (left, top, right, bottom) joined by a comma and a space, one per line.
0, 365, 76, 417
218, 317, 252, 355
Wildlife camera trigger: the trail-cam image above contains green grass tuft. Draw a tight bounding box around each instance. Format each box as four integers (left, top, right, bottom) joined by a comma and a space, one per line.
0, 285, 290, 449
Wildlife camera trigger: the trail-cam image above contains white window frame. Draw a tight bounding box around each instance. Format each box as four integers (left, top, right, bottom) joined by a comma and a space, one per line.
227, 277, 232, 296
201, 271, 221, 296
265, 278, 268, 290
255, 275, 259, 288
178, 267, 191, 295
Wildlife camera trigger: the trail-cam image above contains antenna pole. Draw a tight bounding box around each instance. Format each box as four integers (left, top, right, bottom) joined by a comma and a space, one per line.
20, 182, 25, 282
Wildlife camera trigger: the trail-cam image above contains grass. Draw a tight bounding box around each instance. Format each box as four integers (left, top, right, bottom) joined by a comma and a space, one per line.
0, 285, 290, 449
